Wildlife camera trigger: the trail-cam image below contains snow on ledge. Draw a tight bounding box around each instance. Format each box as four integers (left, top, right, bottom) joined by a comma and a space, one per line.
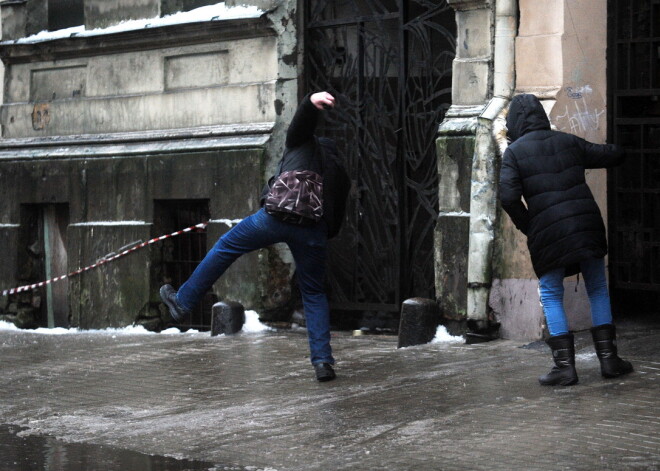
0, 310, 270, 335
69, 221, 149, 227
4, 2, 265, 45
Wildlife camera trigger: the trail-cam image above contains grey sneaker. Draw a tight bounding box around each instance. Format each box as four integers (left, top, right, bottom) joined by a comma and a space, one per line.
159, 284, 191, 322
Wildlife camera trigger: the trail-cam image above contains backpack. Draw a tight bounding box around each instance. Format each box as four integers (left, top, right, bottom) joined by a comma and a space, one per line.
264, 138, 326, 225
264, 169, 324, 225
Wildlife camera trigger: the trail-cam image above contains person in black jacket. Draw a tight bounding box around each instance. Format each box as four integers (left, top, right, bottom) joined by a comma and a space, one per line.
160, 91, 350, 382
499, 93, 633, 386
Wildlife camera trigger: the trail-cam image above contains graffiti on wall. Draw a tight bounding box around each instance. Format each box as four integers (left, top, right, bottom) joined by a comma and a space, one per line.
554, 85, 606, 135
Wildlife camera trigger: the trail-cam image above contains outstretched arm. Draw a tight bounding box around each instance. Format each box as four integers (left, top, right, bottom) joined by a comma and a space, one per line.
580, 137, 626, 169
285, 92, 335, 148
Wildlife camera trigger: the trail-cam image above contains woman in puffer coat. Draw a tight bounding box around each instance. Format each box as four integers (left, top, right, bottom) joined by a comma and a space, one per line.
499, 93, 633, 386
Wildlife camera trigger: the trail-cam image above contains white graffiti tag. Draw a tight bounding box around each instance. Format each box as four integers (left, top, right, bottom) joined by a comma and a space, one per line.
554, 87, 605, 135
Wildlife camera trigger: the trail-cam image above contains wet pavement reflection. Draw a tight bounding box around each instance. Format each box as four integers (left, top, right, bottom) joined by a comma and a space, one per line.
0, 424, 220, 471
0, 319, 658, 470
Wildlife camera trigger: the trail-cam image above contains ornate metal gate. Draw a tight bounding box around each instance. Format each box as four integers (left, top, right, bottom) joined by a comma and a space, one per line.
608, 0, 660, 304
304, 1, 456, 314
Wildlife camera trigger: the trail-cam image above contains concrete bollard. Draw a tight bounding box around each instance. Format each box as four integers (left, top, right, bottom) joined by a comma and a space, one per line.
211, 301, 245, 336
397, 298, 439, 348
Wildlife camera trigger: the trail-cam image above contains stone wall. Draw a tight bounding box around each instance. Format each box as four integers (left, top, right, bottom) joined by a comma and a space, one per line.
0, 147, 265, 329
436, 0, 494, 332
491, 0, 610, 340
0, 4, 298, 329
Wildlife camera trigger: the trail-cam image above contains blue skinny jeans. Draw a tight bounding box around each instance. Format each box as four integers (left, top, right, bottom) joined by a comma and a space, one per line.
176, 208, 333, 365
538, 257, 613, 337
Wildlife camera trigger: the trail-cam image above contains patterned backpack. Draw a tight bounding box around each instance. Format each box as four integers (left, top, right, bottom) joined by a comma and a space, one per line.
264, 136, 327, 225
264, 168, 324, 225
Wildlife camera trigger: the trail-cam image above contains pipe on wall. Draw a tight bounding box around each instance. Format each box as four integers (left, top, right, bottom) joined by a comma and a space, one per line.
465, 0, 517, 324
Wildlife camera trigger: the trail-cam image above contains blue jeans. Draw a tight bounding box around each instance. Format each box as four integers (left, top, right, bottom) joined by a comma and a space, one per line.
538, 257, 613, 337
176, 209, 333, 365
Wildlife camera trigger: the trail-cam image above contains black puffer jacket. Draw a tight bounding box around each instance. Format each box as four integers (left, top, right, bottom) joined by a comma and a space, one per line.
261, 93, 350, 238
499, 94, 625, 277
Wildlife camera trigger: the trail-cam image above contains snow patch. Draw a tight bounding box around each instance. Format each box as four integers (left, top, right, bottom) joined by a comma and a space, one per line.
242, 310, 271, 333
431, 325, 464, 343
0, 312, 269, 335
0, 320, 19, 331
208, 218, 243, 227
7, 2, 264, 45
0, 323, 162, 336
70, 221, 148, 227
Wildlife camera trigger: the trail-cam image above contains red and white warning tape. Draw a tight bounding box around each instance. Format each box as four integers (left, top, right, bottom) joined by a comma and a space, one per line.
1, 222, 208, 297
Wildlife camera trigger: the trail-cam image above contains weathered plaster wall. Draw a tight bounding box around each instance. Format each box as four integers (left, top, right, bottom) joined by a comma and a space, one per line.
1, 37, 278, 138
0, 2, 297, 328
493, 0, 610, 340
449, 1, 494, 106
0, 148, 264, 329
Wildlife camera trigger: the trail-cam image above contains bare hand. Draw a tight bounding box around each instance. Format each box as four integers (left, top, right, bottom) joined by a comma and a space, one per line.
310, 92, 335, 110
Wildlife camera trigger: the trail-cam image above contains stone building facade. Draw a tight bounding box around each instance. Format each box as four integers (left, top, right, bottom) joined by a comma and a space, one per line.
438, 0, 657, 340
0, 0, 300, 330
0, 0, 653, 340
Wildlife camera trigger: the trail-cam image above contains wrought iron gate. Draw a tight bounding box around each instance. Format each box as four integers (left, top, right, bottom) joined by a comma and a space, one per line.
304, 1, 455, 313
608, 0, 660, 301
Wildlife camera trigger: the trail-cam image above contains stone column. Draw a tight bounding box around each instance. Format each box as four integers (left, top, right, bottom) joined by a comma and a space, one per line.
491, 0, 610, 339
435, 0, 494, 330
437, 0, 518, 336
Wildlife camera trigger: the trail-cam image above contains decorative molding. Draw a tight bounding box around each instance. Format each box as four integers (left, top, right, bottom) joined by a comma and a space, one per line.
514, 86, 562, 100
0, 122, 274, 149
0, 122, 274, 160
0, 17, 274, 65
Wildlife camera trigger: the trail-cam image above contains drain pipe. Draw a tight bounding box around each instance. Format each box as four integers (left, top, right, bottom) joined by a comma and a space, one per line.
465, 0, 517, 338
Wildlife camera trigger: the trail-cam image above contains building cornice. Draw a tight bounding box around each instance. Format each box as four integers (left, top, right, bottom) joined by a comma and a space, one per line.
0, 122, 274, 160
0, 16, 274, 65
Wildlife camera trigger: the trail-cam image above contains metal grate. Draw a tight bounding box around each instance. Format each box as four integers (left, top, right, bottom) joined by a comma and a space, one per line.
608, 0, 660, 294
305, 0, 455, 313
153, 200, 215, 330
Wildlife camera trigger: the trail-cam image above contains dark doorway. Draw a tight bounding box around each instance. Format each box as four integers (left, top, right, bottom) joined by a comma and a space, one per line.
304, 0, 455, 326
152, 200, 215, 330
16, 204, 69, 328
607, 0, 660, 314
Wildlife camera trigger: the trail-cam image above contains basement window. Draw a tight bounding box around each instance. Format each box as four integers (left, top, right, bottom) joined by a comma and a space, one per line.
152, 200, 215, 330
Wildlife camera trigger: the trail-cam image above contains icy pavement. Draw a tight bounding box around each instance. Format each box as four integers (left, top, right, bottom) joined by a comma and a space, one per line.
0, 318, 658, 471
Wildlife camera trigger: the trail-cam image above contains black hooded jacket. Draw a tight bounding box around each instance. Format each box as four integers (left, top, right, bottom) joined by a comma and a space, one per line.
499, 94, 625, 277
260, 94, 350, 238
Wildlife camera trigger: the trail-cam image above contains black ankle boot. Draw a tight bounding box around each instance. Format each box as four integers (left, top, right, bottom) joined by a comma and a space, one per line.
591, 324, 633, 378
539, 333, 579, 386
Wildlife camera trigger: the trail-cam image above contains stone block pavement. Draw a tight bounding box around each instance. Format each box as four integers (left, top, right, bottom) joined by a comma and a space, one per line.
0, 318, 658, 471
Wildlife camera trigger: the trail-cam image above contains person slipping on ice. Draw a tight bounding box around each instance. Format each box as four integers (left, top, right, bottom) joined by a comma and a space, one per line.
499, 93, 633, 386
160, 91, 350, 382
